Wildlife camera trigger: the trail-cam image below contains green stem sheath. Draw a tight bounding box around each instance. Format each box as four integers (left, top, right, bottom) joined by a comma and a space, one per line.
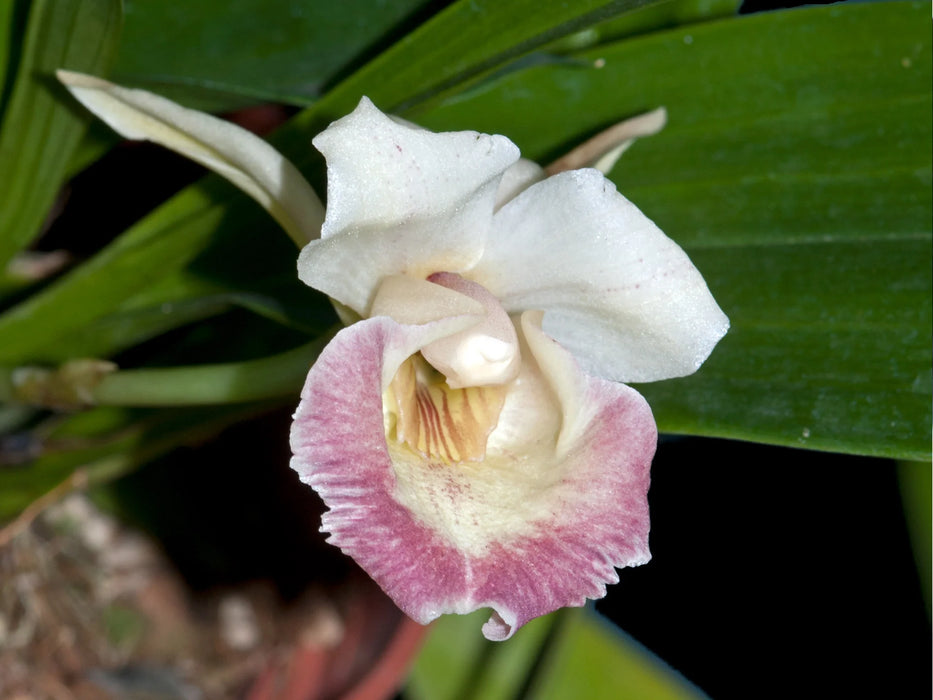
0, 328, 337, 408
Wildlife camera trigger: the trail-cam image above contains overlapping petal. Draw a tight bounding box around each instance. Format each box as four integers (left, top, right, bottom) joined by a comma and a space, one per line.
299, 100, 727, 383
290, 313, 654, 641
298, 98, 520, 315
471, 168, 730, 383
494, 158, 545, 210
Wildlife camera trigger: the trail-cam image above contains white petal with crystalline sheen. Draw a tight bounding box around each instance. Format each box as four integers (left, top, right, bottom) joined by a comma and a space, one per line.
370, 274, 485, 327
495, 158, 545, 210
470, 168, 730, 384
297, 97, 520, 315
56, 71, 324, 246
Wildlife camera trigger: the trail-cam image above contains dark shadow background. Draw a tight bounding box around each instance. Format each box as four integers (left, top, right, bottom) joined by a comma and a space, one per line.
598, 437, 930, 699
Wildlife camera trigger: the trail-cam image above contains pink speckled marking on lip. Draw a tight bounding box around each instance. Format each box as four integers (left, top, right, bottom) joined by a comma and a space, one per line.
290, 315, 655, 640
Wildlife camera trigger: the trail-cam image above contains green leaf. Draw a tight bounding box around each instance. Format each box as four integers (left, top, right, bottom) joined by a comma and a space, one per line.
31, 269, 240, 362
0, 0, 122, 272
406, 608, 706, 700
407, 610, 556, 700
0, 179, 231, 365
37, 295, 235, 362
543, 0, 740, 53
65, 118, 121, 178
26, 260, 333, 364
0, 1, 22, 114
110, 0, 433, 111
110, 0, 737, 111
412, 2, 932, 460
320, 0, 660, 115
0, 178, 327, 366
529, 610, 707, 700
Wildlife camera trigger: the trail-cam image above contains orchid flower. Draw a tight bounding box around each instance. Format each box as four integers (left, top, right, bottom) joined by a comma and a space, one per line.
59, 72, 729, 640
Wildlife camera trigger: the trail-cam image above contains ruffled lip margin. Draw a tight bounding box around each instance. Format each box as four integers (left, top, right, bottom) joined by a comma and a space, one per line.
290, 315, 654, 640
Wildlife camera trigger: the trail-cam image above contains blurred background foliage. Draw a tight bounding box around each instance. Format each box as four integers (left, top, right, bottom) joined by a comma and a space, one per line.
0, 0, 929, 697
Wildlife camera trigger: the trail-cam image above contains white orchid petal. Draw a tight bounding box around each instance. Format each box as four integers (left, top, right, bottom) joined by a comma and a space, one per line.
518, 310, 591, 454
472, 168, 729, 383
56, 70, 324, 246
298, 97, 520, 314
495, 158, 545, 209
291, 315, 654, 641
370, 274, 485, 325
311, 97, 520, 239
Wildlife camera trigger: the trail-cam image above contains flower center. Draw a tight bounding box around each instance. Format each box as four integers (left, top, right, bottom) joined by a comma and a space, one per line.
386, 356, 506, 464
420, 272, 520, 389
373, 272, 520, 464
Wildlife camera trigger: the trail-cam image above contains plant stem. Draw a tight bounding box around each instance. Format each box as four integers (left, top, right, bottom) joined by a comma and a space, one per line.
92, 333, 334, 406
0, 327, 337, 408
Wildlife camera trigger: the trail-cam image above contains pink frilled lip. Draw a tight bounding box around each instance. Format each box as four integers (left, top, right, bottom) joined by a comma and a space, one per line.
290, 315, 655, 641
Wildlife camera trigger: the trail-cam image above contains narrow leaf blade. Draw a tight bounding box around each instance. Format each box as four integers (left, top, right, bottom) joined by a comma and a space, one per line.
0, 0, 122, 270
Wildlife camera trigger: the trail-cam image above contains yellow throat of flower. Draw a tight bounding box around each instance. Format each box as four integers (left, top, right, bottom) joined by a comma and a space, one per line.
386, 355, 507, 464
371, 271, 525, 464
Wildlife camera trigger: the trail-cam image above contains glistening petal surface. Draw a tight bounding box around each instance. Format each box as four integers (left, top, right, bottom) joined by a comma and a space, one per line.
297, 98, 520, 315
471, 168, 730, 383
290, 315, 654, 640
56, 70, 324, 246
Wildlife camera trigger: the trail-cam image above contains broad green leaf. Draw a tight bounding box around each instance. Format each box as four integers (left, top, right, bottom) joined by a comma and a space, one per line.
318, 0, 659, 115
42, 290, 325, 363
407, 609, 706, 700
35, 295, 235, 362
413, 2, 932, 460
533, 0, 739, 56
126, 0, 671, 113
0, 1, 20, 113
420, 0, 741, 108
28, 269, 242, 362
69, 0, 736, 196
0, 0, 122, 272
110, 0, 737, 111
528, 610, 707, 700
407, 611, 557, 700
110, 0, 434, 111
0, 0, 668, 364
